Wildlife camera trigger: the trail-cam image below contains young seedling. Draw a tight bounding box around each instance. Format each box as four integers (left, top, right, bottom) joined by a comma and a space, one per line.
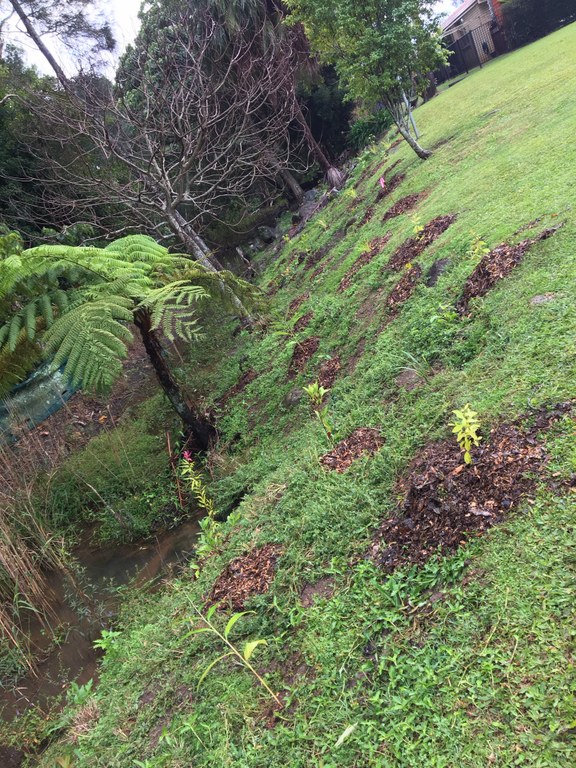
303, 380, 335, 445
180, 452, 222, 563
185, 603, 281, 707
450, 404, 482, 464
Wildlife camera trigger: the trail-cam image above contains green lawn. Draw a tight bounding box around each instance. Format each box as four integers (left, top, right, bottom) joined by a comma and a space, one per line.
16, 22, 576, 767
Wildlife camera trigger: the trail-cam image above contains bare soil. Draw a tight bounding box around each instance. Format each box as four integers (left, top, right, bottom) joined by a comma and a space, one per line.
370, 402, 573, 572
456, 227, 561, 314
386, 214, 456, 271
320, 427, 384, 473
289, 337, 320, 377
338, 234, 391, 292
301, 576, 335, 607
208, 543, 283, 609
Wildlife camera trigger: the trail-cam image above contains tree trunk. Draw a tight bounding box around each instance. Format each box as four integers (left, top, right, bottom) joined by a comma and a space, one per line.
166, 208, 223, 271
395, 123, 433, 160
279, 167, 304, 204
134, 309, 215, 451
8, 0, 69, 89
293, 102, 343, 188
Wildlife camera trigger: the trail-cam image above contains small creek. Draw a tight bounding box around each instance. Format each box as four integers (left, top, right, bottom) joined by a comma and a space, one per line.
0, 518, 200, 724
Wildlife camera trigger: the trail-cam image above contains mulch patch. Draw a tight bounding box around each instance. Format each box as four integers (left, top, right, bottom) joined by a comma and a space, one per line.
382, 192, 424, 222
456, 226, 561, 315
318, 355, 341, 389
208, 543, 283, 610
338, 233, 391, 292
293, 310, 314, 333
386, 214, 456, 271
319, 427, 384, 472
358, 157, 401, 187
359, 204, 376, 227
370, 402, 573, 572
384, 264, 423, 318
304, 245, 330, 271
218, 369, 259, 406
355, 287, 386, 324
289, 336, 320, 377
376, 173, 405, 202
287, 292, 309, 318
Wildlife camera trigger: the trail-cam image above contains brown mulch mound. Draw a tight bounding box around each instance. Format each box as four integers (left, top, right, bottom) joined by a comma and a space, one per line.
318, 356, 341, 389
338, 233, 391, 292
376, 173, 405, 202
358, 157, 401, 187
456, 226, 561, 314
382, 192, 424, 222
287, 292, 309, 318
385, 264, 423, 317
320, 427, 384, 472
218, 369, 258, 406
289, 336, 320, 377
359, 204, 376, 227
371, 402, 573, 572
208, 543, 283, 610
293, 311, 314, 333
386, 214, 457, 271
310, 262, 327, 280
304, 245, 330, 271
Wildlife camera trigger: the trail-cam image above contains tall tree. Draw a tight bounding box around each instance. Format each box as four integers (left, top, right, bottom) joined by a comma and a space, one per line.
285, 0, 446, 159
0, 234, 259, 449
1, 0, 114, 87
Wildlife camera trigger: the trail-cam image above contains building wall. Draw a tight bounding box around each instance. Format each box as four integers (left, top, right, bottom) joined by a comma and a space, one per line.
444, 1, 494, 63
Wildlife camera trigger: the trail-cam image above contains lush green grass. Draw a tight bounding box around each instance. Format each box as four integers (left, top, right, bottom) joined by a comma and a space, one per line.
14, 24, 576, 766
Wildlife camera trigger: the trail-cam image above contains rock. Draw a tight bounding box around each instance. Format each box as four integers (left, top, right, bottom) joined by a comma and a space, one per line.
396, 369, 424, 391
303, 189, 319, 203
283, 388, 303, 408
257, 225, 277, 243
530, 292, 557, 305
426, 258, 450, 287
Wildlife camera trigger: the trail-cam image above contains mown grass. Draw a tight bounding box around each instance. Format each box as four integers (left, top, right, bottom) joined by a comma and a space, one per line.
13, 23, 576, 766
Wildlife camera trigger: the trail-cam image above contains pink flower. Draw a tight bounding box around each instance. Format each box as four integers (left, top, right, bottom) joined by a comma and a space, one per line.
379, 177, 386, 189
182, 450, 192, 462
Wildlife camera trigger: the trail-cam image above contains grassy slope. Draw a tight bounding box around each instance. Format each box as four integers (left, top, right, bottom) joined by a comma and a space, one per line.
37, 25, 576, 767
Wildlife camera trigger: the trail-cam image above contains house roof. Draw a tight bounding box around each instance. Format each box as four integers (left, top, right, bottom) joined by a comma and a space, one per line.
440, 0, 479, 30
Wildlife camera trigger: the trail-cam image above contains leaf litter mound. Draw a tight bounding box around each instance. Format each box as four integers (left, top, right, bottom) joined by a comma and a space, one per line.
293, 311, 314, 333
208, 543, 283, 609
382, 192, 426, 222
371, 402, 573, 572
287, 292, 309, 318
385, 264, 423, 318
320, 428, 384, 472
318, 355, 341, 389
386, 214, 456, 270
218, 369, 259, 406
289, 336, 320, 377
456, 226, 561, 314
338, 233, 391, 292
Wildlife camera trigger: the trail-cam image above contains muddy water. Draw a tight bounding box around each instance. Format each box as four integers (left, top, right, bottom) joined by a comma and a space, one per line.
0, 518, 200, 723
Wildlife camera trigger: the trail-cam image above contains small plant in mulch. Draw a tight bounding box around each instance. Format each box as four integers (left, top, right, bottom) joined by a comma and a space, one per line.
456, 225, 562, 315
338, 233, 392, 292
293, 311, 314, 333
319, 427, 384, 472
384, 264, 423, 318
318, 355, 341, 389
218, 369, 259, 406
208, 543, 283, 610
382, 192, 425, 222
450, 404, 482, 464
370, 402, 573, 572
386, 214, 456, 271
288, 336, 320, 377
287, 292, 309, 318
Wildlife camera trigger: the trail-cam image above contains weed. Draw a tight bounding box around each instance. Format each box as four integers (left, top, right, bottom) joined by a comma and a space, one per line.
184, 603, 281, 706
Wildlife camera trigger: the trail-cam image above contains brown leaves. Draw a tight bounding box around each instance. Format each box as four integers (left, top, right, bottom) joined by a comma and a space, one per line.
320, 428, 384, 472
208, 543, 283, 610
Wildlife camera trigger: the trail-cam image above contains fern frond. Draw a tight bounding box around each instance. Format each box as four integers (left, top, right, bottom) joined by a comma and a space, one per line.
44, 296, 134, 393
137, 282, 208, 343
